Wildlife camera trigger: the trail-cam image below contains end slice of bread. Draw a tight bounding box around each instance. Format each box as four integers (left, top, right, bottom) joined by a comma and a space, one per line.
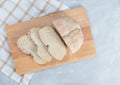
17, 35, 46, 64
39, 26, 66, 60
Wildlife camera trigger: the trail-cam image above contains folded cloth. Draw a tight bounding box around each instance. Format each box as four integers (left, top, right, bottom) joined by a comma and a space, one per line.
0, 0, 68, 85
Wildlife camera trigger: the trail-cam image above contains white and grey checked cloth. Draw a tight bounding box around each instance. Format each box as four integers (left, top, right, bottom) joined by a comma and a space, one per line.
0, 0, 68, 85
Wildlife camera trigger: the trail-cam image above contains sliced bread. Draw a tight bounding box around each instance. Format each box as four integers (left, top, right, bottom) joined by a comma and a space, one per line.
29, 28, 53, 62
39, 26, 66, 60
17, 35, 46, 64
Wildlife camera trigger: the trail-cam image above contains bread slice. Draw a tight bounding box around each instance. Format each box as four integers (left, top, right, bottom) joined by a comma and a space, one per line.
17, 35, 46, 64
29, 28, 53, 62
39, 26, 66, 60
53, 17, 83, 53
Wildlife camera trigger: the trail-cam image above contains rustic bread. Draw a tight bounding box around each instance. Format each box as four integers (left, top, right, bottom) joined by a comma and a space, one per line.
29, 28, 53, 62
39, 26, 66, 60
17, 35, 46, 64
53, 17, 83, 53
63, 29, 83, 53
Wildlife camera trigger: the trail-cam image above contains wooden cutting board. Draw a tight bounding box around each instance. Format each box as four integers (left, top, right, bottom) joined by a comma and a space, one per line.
6, 7, 96, 75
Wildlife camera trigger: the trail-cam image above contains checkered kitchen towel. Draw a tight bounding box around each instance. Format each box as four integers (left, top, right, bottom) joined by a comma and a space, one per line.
0, 0, 68, 85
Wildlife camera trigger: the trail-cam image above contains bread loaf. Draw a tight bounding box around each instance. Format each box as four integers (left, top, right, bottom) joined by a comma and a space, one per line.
53, 17, 83, 53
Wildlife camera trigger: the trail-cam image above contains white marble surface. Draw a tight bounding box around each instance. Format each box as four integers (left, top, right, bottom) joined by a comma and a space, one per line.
1, 0, 120, 85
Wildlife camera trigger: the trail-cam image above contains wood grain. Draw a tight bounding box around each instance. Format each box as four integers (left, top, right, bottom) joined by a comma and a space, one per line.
6, 7, 96, 75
